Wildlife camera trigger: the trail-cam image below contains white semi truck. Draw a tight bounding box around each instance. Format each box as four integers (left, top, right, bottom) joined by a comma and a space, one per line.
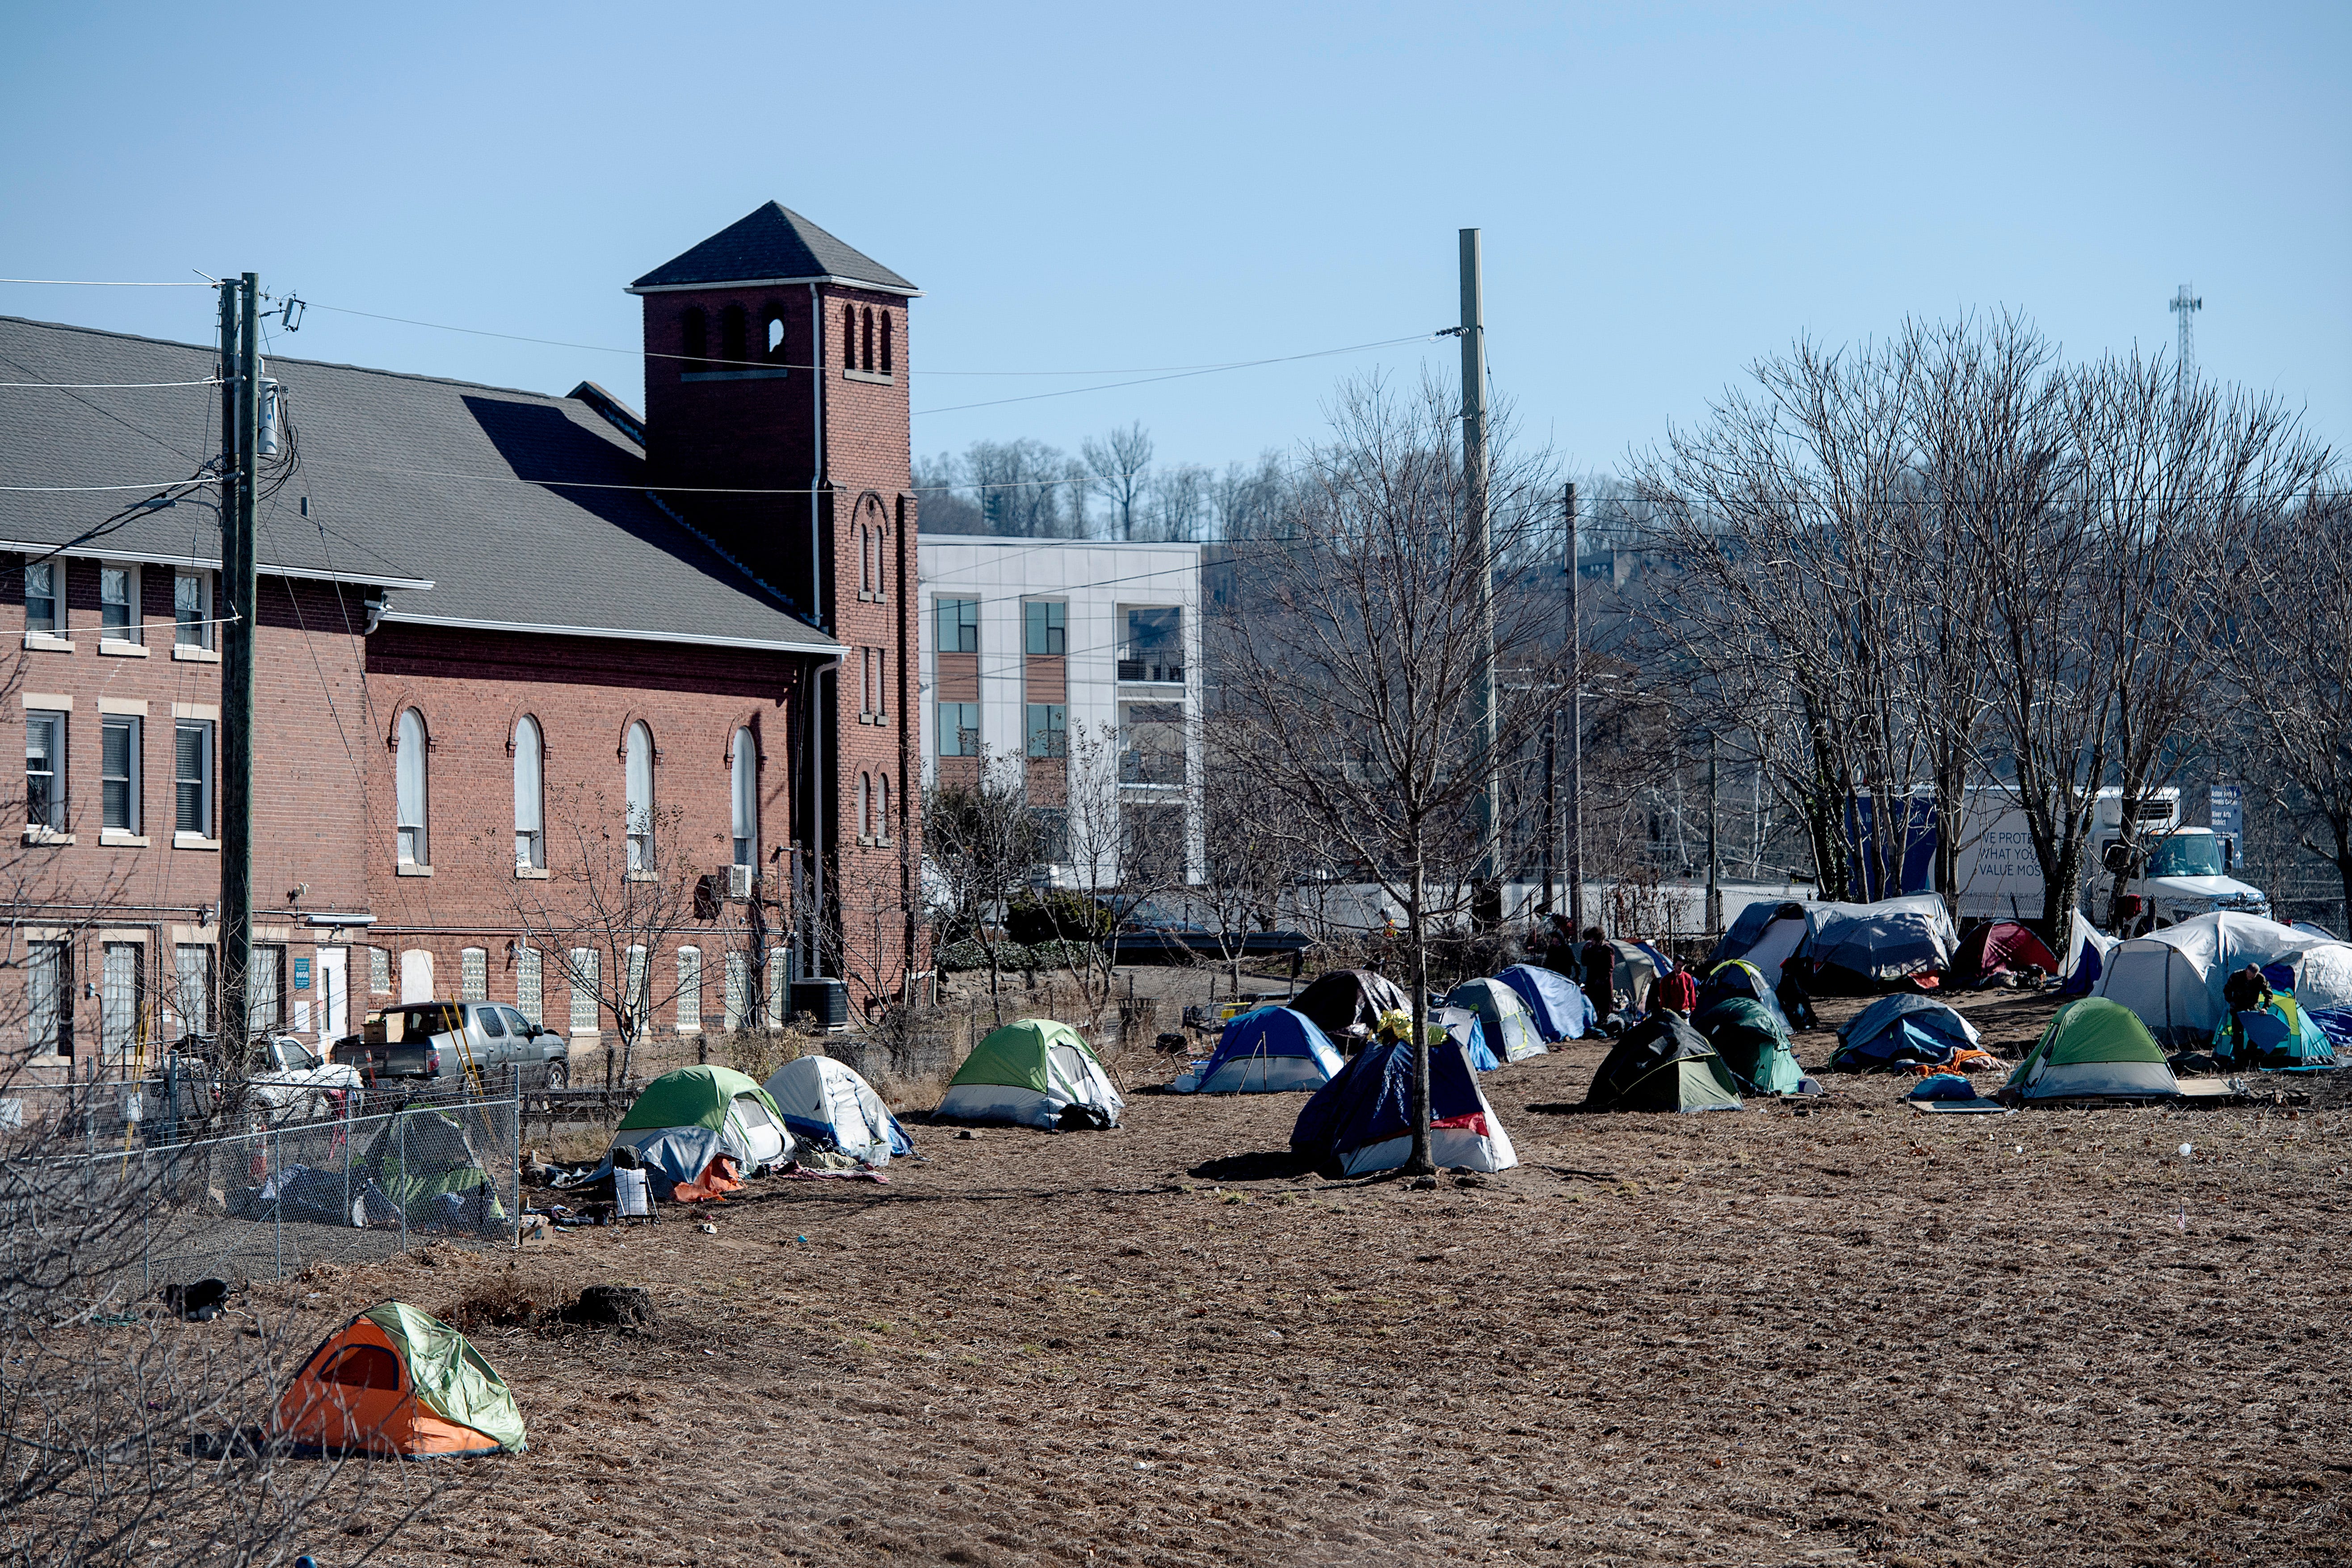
1951, 786, 2267, 933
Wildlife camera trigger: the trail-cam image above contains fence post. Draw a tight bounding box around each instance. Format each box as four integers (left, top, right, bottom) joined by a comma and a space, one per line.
342, 1089, 353, 1227
271, 1124, 283, 1280
511, 1065, 522, 1252
396, 1111, 407, 1253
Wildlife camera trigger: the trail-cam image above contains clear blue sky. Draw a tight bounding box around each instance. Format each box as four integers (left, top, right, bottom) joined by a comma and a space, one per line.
4, 0, 2344, 483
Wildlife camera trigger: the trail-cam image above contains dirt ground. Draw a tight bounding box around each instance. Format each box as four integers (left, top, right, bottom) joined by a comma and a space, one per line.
244, 985, 2352, 1567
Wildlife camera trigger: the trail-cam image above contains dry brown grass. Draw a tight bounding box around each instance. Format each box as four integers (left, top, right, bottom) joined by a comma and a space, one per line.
240, 985, 2352, 1566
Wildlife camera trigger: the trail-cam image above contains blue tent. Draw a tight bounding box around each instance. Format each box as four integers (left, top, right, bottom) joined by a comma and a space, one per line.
1290, 1035, 1516, 1177
1493, 964, 1592, 1042
1173, 1006, 1345, 1093
1436, 1009, 1501, 1072
1831, 994, 1982, 1072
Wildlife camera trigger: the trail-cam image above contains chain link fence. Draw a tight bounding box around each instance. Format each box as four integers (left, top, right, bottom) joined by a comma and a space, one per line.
0, 1085, 521, 1306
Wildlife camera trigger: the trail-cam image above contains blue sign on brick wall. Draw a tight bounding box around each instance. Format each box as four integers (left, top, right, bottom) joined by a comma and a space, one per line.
294, 956, 311, 991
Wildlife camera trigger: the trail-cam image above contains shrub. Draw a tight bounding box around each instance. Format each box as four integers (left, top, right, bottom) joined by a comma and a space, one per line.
1005, 891, 1115, 946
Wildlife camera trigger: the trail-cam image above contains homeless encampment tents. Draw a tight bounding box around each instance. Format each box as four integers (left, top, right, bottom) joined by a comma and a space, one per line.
2093, 912, 2352, 1046
1804, 895, 1957, 992
761, 1056, 913, 1164
1831, 995, 1984, 1072
1288, 969, 1412, 1049
937, 1018, 1124, 1129
1609, 941, 1664, 1018
1707, 901, 1813, 986
1691, 996, 1807, 1095
1697, 959, 1797, 1038
1449, 977, 1546, 1064
2003, 997, 2179, 1103
1289, 1034, 1517, 1175
1173, 1006, 1345, 1093
1582, 1013, 1743, 1113
277, 1301, 525, 1457
1495, 962, 1593, 1041
2059, 912, 2115, 997
358, 1108, 506, 1233
2204, 968, 2340, 1071
1953, 921, 2060, 986
611, 1066, 792, 1196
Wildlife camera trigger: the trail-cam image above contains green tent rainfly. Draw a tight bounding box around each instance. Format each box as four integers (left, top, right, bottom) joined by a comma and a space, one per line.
936, 1018, 1125, 1130
2004, 997, 2180, 1102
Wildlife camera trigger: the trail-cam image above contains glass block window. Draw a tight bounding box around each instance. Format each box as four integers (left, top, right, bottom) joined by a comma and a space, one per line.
516, 946, 542, 1026
459, 946, 487, 1002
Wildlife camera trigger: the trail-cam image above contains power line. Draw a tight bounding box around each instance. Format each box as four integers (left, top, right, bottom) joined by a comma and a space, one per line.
0, 477, 238, 492
912, 336, 1442, 416
0, 378, 222, 389
0, 277, 214, 288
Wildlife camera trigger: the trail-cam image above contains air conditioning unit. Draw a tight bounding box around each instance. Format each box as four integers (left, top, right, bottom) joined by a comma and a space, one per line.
727, 863, 754, 900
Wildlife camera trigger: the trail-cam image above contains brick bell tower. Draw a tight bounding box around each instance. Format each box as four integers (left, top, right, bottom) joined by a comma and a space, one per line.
629, 202, 923, 1009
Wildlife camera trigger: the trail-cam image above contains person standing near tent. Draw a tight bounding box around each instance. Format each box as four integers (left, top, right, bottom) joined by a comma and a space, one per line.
1579, 928, 1616, 1030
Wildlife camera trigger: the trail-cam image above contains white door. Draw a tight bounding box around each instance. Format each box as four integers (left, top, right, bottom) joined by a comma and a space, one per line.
316, 947, 349, 1040
400, 948, 434, 1002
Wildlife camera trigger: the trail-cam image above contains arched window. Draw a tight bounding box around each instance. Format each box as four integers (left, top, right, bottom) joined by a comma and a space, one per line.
842, 303, 856, 367
880, 311, 894, 375
730, 728, 757, 868
861, 307, 875, 372
512, 715, 544, 870
856, 772, 871, 842
764, 308, 786, 363
680, 307, 708, 373
853, 523, 868, 594
873, 520, 888, 598
625, 721, 655, 872
719, 304, 747, 369
395, 709, 428, 866
876, 773, 890, 842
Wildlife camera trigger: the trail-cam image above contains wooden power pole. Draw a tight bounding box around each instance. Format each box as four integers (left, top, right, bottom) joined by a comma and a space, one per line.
218, 274, 259, 1052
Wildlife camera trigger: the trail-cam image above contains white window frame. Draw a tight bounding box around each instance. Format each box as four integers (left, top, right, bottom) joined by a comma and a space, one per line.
459, 946, 488, 1002
23, 559, 62, 639
29, 938, 71, 1056
730, 728, 757, 868
676, 946, 702, 1032
101, 714, 140, 835
513, 715, 545, 872
101, 940, 143, 1061
25, 709, 66, 833
723, 950, 749, 1031
173, 943, 214, 1035
624, 722, 655, 874
367, 945, 390, 995
516, 946, 542, 1025
98, 563, 140, 647
174, 569, 215, 652
174, 719, 214, 840
395, 709, 429, 868
567, 947, 599, 1034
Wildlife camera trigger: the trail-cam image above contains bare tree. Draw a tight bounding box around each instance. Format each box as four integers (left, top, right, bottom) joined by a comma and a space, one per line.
1213, 452, 1291, 542
922, 753, 1040, 997
2223, 488, 2352, 922
1218, 374, 1563, 1174
1082, 422, 1154, 542
1144, 462, 1211, 543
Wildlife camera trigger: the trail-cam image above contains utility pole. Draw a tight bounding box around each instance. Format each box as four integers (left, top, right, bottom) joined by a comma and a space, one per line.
1706, 733, 1722, 935
1461, 229, 1499, 931
1563, 482, 1584, 935
218, 275, 259, 1055
2169, 284, 2202, 412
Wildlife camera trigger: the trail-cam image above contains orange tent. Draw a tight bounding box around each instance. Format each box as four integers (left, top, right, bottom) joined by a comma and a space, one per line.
276, 1302, 527, 1458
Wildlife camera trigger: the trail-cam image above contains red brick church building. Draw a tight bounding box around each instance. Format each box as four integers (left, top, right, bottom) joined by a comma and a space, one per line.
0, 203, 922, 1074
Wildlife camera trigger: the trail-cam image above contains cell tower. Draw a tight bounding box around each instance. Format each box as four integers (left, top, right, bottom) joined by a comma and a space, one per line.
2169, 282, 2202, 398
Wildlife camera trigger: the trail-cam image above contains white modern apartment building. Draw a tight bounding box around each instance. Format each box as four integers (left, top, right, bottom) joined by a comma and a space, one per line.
917, 536, 1203, 887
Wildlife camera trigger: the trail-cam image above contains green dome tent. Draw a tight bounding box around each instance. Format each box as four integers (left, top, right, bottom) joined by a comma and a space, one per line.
1451, 977, 1546, 1064
612, 1066, 793, 1188
1583, 1014, 1743, 1113
937, 1019, 1124, 1130
1692, 996, 1806, 1095
2004, 998, 2180, 1103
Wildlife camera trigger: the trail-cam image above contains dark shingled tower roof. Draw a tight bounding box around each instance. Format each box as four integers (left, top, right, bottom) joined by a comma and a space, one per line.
628, 202, 918, 295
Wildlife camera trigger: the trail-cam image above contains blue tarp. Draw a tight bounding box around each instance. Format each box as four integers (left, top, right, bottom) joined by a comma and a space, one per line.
1494, 963, 1593, 1042
1291, 1034, 1490, 1166
1833, 994, 1982, 1071
1176, 1007, 1345, 1093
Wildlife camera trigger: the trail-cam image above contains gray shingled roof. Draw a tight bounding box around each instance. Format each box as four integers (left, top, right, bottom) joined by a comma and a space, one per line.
629, 202, 918, 295
0, 315, 836, 652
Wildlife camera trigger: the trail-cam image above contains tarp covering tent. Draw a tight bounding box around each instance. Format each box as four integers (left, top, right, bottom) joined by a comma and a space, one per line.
1290, 1034, 1517, 1175
359, 1109, 506, 1232
1697, 960, 1797, 1038
1804, 895, 1957, 990
1953, 921, 2060, 985
2004, 998, 2178, 1102
1831, 995, 1983, 1072
1172, 1006, 1344, 1093
1435, 1008, 1501, 1072
2093, 912, 2352, 1046
2059, 912, 2115, 998
612, 1066, 793, 1190
1288, 969, 1412, 1048
937, 1018, 1124, 1130
2208, 994, 2339, 1071
1609, 941, 1663, 1018
1708, 901, 1813, 986
761, 1056, 913, 1164
1692, 996, 1806, 1095
1449, 978, 1546, 1064
277, 1302, 526, 1458
1583, 1014, 1743, 1113
1495, 963, 1593, 1041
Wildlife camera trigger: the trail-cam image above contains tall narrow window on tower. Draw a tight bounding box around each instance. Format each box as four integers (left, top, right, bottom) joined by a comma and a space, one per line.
881, 312, 893, 376
842, 303, 856, 368
625, 721, 656, 873
731, 728, 757, 870
681, 307, 709, 374
861, 307, 875, 372
764, 307, 787, 365
719, 304, 747, 369
395, 708, 429, 867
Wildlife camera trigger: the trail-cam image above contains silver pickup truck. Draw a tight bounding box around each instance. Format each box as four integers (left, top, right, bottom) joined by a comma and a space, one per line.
331, 1000, 572, 1089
